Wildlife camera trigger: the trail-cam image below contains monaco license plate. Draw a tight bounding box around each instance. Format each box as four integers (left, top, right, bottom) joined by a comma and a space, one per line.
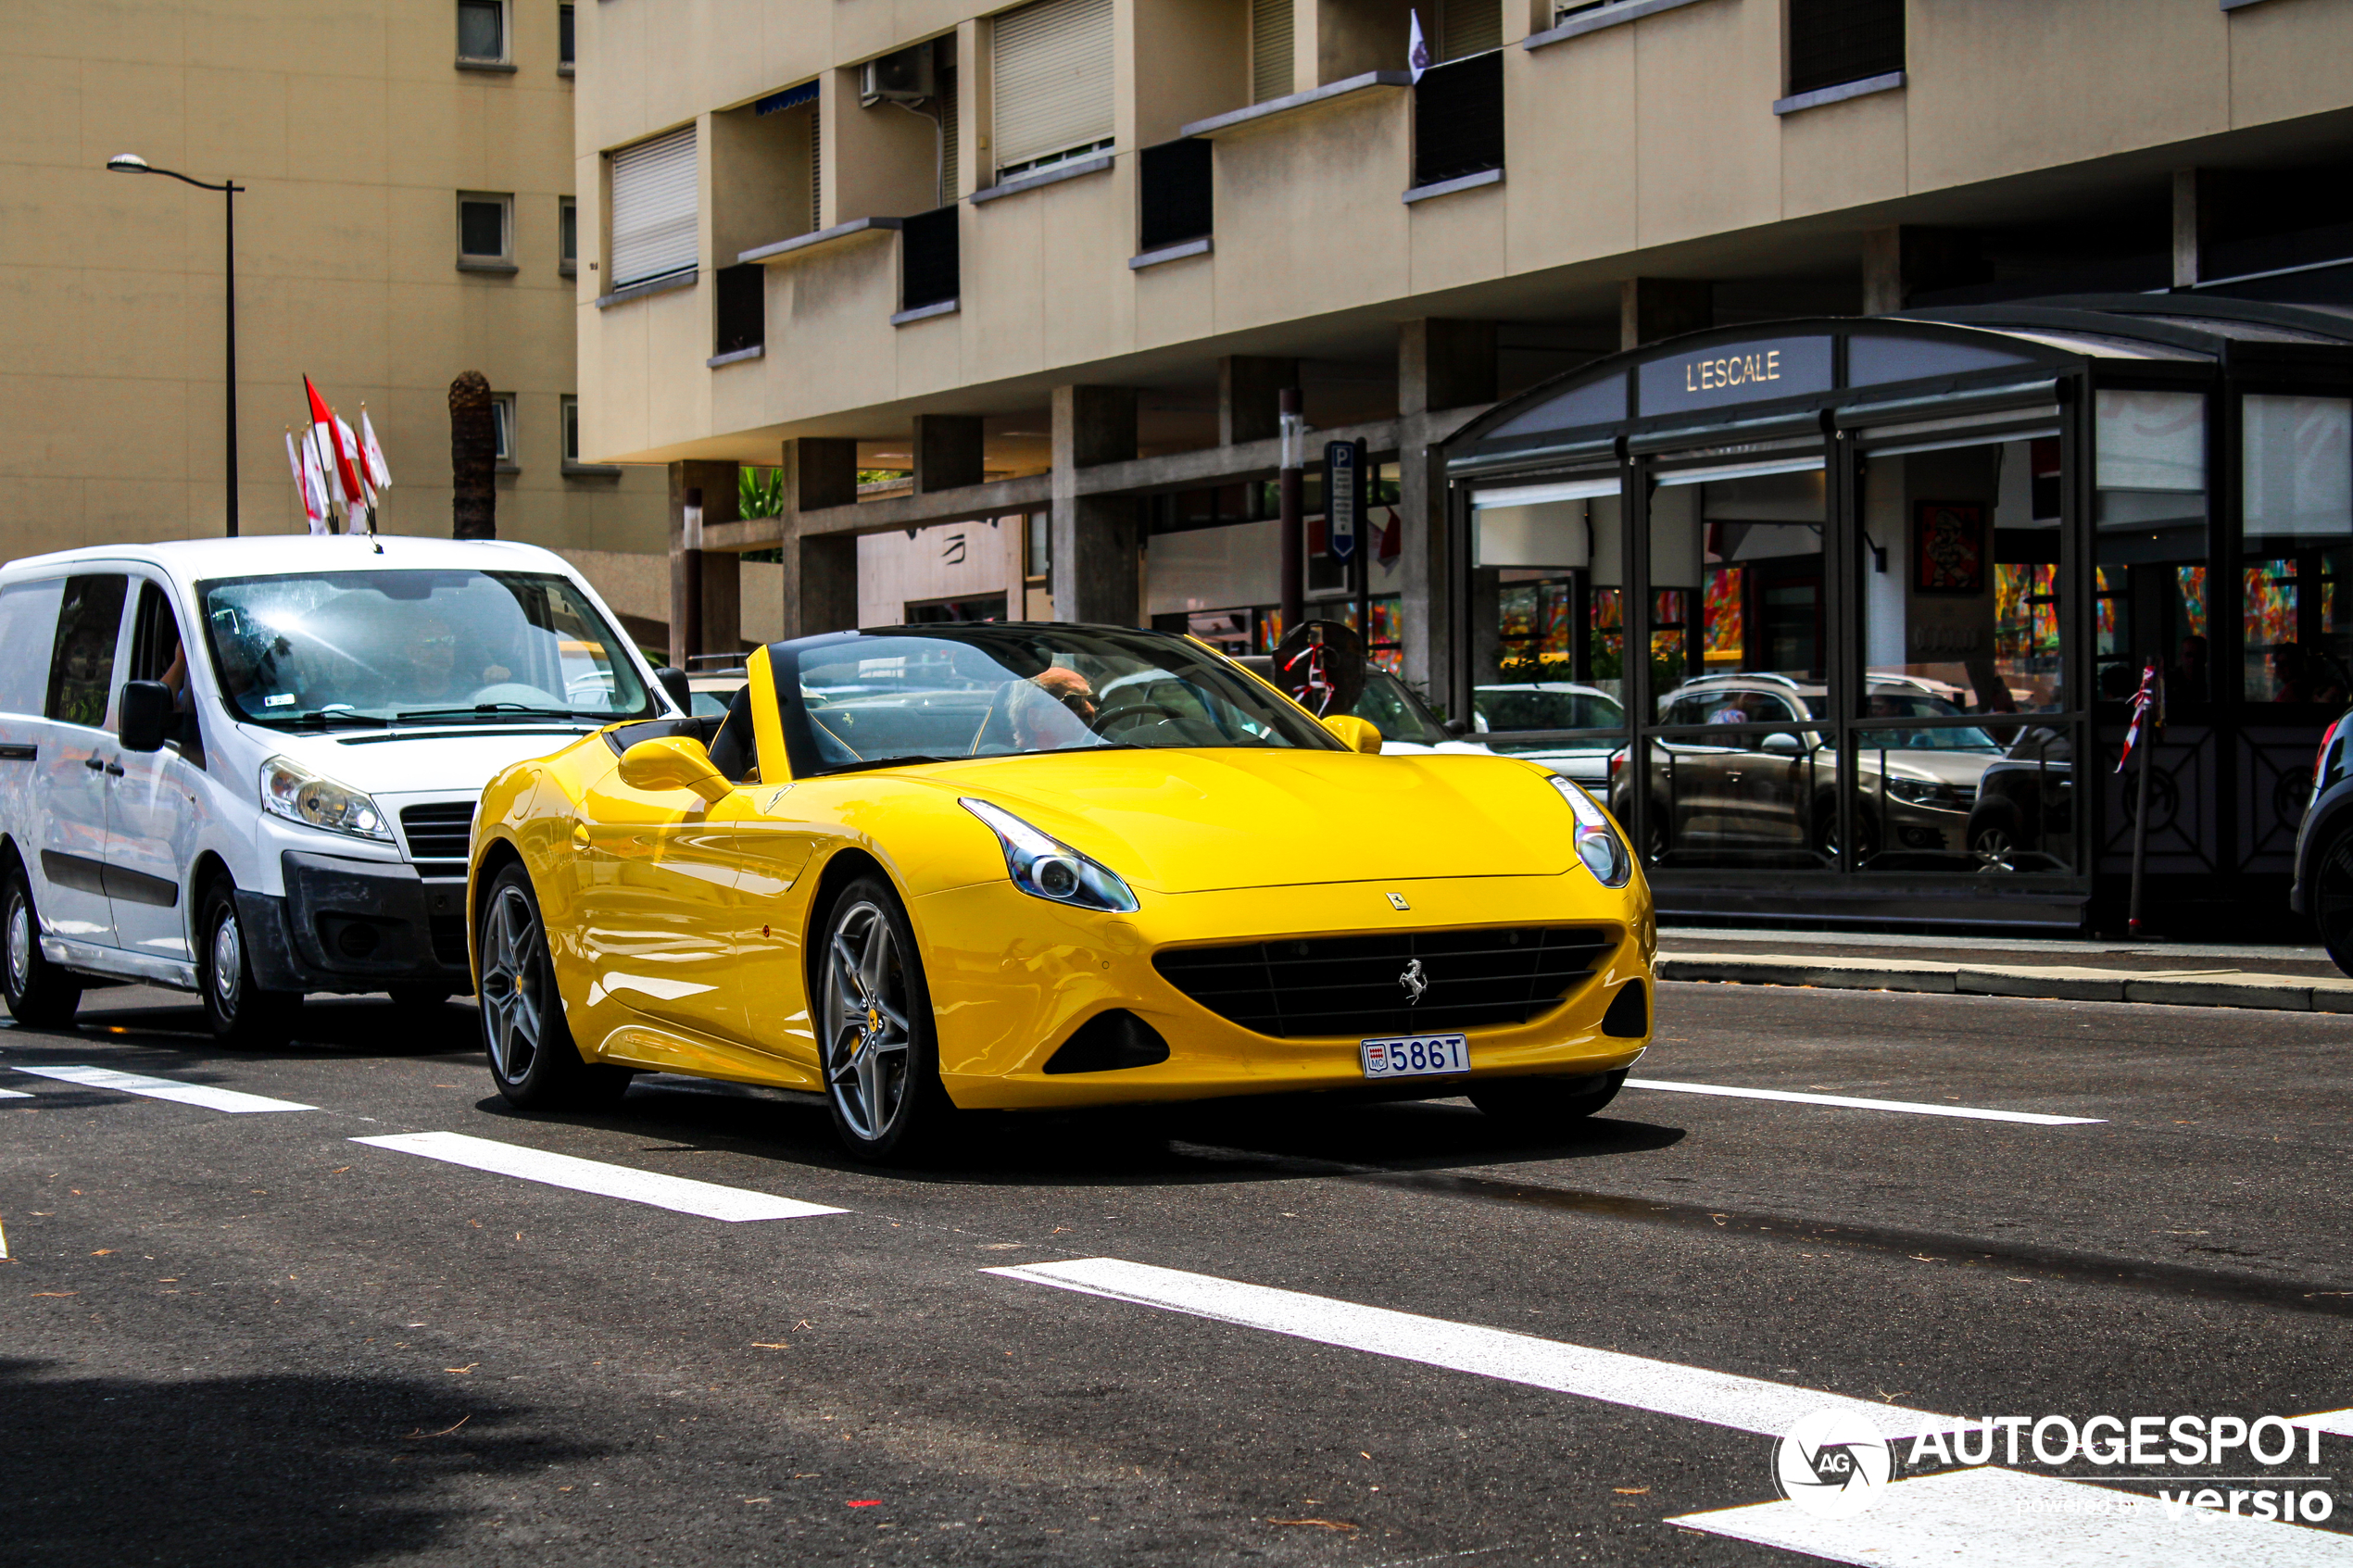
1360, 1034, 1469, 1080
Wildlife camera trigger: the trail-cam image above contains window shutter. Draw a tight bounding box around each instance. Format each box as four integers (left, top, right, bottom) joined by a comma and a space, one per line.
938, 67, 961, 204
609, 125, 698, 290
1438, 0, 1501, 60
991, 0, 1114, 177
1251, 0, 1292, 105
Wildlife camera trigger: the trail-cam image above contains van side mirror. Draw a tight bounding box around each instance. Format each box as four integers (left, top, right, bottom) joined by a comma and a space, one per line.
119, 681, 174, 754
1442, 717, 1469, 736
618, 736, 733, 803
654, 666, 693, 713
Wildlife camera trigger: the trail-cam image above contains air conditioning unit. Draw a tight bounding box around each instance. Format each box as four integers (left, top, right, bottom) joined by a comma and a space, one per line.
859, 45, 935, 107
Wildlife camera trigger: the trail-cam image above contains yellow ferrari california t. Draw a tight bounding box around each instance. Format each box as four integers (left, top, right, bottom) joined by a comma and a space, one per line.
467, 624, 1655, 1160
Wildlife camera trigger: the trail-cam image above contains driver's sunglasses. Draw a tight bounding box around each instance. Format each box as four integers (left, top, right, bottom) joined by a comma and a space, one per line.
1059, 692, 1098, 717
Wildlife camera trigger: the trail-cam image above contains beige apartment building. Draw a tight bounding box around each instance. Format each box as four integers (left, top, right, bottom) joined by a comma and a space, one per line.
2, 0, 669, 631
577, 0, 2353, 931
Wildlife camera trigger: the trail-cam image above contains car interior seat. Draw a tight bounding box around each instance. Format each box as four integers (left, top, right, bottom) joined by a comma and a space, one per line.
705, 684, 757, 783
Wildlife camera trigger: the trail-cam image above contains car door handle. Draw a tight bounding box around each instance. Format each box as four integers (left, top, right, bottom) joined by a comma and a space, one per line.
104, 760, 124, 776
85, 757, 106, 771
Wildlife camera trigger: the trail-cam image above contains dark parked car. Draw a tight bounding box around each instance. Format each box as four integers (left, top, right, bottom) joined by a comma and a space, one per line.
1964, 723, 2076, 873
2291, 707, 2353, 974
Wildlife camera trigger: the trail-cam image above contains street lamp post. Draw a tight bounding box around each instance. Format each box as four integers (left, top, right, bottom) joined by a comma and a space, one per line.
108, 154, 244, 537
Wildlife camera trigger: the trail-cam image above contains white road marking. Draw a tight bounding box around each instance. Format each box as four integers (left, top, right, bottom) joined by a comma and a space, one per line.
2294, 1409, 2353, 1439
1624, 1077, 2104, 1125
15, 1064, 315, 1113
0, 1087, 30, 1098
349, 1131, 846, 1222
1669, 1463, 2353, 1565
987, 1257, 1944, 1438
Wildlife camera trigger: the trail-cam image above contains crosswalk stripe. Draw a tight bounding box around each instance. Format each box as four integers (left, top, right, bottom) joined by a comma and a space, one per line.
1625, 1077, 2104, 1125
1668, 1462, 2353, 1566
349, 1131, 846, 1222
986, 1256, 1944, 1439
0, 1087, 31, 1098
15, 1064, 315, 1113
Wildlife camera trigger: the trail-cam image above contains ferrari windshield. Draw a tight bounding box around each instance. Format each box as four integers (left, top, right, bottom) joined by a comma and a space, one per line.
199, 569, 657, 728
775, 626, 1342, 775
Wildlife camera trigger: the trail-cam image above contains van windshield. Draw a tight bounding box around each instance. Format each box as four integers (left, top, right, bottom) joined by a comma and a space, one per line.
197, 570, 657, 728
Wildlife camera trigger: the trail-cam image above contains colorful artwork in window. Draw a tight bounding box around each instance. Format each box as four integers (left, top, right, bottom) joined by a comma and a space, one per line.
2175, 566, 2208, 640
2246, 560, 2297, 649
1703, 566, 1744, 663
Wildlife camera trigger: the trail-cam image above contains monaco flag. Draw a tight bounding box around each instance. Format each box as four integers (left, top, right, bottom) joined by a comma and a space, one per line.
304, 376, 370, 511
359, 408, 392, 492
284, 431, 329, 533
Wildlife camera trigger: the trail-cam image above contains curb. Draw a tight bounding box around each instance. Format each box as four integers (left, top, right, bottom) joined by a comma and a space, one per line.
1657, 954, 2353, 1013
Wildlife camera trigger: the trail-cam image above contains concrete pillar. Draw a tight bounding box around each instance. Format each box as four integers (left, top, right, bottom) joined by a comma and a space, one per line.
1398, 320, 1497, 417
912, 414, 985, 493
775, 438, 861, 639
1394, 320, 1494, 709
1050, 385, 1140, 625
668, 460, 740, 665
1618, 278, 1712, 350
1218, 356, 1298, 445
1861, 227, 1988, 315
2172, 169, 2215, 289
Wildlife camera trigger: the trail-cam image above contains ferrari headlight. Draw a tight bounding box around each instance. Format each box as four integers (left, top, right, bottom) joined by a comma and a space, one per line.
960, 798, 1139, 913
259, 755, 392, 842
1549, 775, 1630, 888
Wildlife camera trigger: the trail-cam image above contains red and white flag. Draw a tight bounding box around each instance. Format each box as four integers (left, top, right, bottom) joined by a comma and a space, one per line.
304, 376, 369, 513
284, 432, 328, 533
2117, 661, 2162, 772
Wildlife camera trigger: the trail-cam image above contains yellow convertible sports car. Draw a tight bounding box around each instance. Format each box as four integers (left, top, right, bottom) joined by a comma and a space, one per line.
467, 624, 1655, 1160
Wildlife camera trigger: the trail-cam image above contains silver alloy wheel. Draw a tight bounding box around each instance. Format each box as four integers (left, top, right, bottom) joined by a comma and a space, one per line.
1971, 825, 2018, 872
210, 906, 243, 1011
822, 898, 912, 1143
6, 893, 30, 993
478, 884, 545, 1084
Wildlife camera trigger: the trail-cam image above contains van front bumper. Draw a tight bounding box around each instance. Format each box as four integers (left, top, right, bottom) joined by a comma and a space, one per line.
237, 851, 472, 994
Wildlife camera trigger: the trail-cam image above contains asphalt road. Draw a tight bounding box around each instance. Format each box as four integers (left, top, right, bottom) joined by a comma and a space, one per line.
3, 980, 2349, 1567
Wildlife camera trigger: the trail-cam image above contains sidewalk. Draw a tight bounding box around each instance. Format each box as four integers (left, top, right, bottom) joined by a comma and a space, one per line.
1655, 927, 2353, 1013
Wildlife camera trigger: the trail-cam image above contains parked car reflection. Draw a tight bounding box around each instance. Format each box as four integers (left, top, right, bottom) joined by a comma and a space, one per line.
1238, 659, 1493, 757
1470, 683, 1627, 786
1965, 724, 2076, 872
1620, 673, 2007, 867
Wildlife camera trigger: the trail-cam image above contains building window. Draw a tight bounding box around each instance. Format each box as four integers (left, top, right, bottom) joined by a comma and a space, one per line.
991, 0, 1114, 182
900, 207, 960, 312
1786, 0, 1904, 97
1138, 139, 1213, 253
608, 125, 698, 290
558, 2, 575, 69
1436, 0, 1501, 61
1026, 512, 1051, 577
457, 0, 508, 64
714, 263, 763, 356
560, 196, 577, 272
458, 192, 512, 265
561, 395, 581, 463
1250, 0, 1292, 104
491, 393, 518, 465
1413, 51, 1504, 188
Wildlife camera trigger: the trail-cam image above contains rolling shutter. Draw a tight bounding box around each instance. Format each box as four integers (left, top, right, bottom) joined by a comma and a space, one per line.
1438, 0, 1501, 60
608, 125, 698, 289
991, 0, 1114, 177
1251, 0, 1292, 104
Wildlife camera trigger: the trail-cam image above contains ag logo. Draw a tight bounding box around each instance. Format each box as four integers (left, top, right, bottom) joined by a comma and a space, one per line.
1774, 1408, 1891, 1519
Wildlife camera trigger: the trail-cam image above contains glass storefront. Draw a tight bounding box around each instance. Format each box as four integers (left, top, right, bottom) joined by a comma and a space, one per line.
1441, 303, 2353, 930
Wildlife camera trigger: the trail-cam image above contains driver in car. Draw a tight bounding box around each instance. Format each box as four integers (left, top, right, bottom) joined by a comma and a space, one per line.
1008, 666, 1100, 751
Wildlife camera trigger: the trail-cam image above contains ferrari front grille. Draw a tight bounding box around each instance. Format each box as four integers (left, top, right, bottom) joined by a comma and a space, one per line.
399, 802, 477, 872
1152, 925, 1617, 1039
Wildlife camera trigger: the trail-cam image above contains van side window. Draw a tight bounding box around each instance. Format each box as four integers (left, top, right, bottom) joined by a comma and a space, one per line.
0, 580, 67, 717
45, 575, 128, 731
128, 581, 204, 768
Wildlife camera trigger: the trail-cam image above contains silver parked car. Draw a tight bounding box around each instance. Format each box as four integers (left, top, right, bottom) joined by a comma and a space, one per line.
1471, 683, 1627, 786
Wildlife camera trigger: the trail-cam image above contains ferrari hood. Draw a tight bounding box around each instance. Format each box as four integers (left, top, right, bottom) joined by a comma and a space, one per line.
909, 748, 1578, 894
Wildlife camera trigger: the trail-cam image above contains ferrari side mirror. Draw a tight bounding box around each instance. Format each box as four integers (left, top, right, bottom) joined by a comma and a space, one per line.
618, 736, 732, 802
1322, 714, 1383, 754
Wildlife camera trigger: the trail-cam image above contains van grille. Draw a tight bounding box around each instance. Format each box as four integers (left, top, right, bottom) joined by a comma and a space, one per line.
399, 802, 476, 874
1152, 926, 1616, 1039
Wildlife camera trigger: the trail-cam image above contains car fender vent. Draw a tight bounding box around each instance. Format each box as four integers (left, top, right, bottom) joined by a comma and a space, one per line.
1601, 979, 1647, 1038
1043, 1010, 1171, 1074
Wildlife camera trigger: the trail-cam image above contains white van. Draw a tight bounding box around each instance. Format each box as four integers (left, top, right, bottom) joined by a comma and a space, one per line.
0, 536, 679, 1043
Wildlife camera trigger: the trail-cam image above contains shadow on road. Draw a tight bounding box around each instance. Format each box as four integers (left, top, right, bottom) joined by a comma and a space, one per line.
0, 1357, 600, 1568
11, 991, 478, 1060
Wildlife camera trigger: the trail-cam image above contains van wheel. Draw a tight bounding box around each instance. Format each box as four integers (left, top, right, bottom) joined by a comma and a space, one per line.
477, 863, 630, 1110
2, 862, 82, 1028
199, 880, 300, 1047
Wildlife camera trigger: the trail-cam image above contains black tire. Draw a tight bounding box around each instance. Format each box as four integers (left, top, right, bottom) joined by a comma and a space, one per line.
2310, 827, 2353, 978
814, 873, 955, 1162
1469, 1070, 1627, 1130
1969, 803, 2023, 873
2, 860, 82, 1028
477, 863, 631, 1110
199, 879, 301, 1047
1814, 798, 1881, 863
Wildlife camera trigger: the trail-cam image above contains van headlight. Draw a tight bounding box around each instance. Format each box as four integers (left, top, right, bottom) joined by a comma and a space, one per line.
960, 798, 1139, 913
1549, 775, 1631, 887
259, 756, 391, 841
